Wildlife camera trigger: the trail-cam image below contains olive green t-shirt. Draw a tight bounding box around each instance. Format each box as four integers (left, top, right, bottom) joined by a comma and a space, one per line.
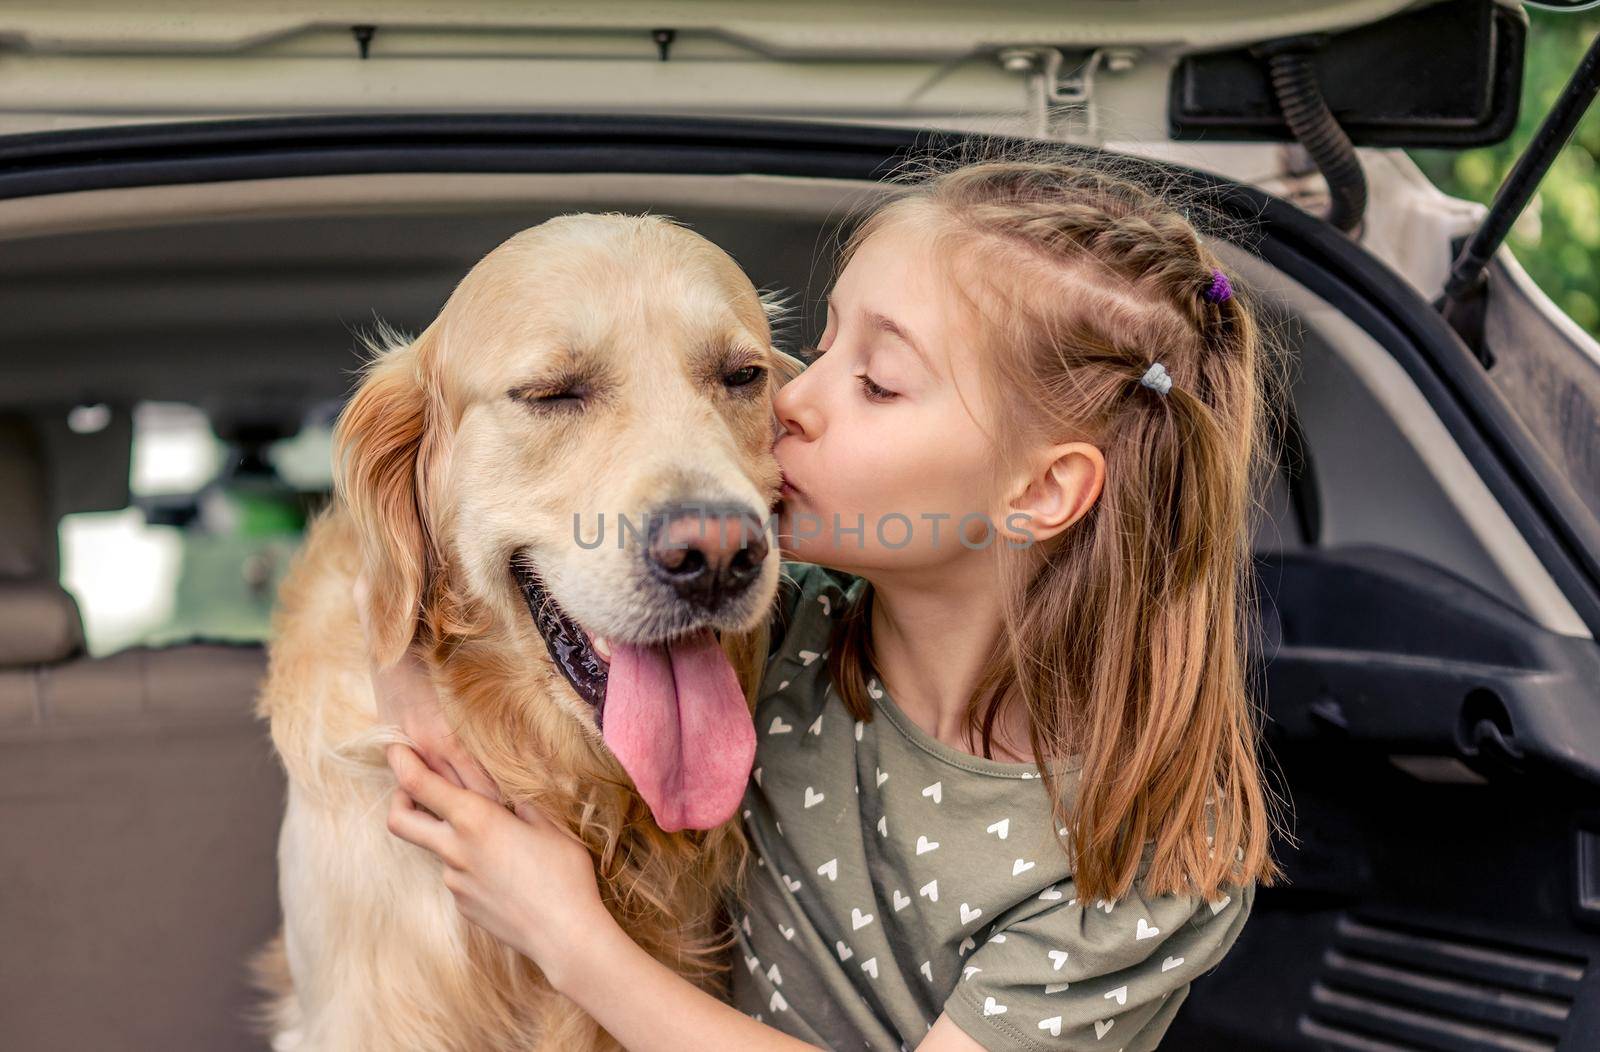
725, 560, 1255, 1051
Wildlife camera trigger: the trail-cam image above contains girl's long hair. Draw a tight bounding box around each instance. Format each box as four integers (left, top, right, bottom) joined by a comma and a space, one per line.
821, 138, 1293, 902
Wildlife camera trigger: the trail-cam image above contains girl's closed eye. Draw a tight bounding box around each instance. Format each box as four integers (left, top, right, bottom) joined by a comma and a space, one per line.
794, 344, 898, 402
855, 373, 897, 402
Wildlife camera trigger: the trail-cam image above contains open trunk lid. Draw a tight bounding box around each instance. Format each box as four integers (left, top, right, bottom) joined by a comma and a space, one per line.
0, 0, 1523, 149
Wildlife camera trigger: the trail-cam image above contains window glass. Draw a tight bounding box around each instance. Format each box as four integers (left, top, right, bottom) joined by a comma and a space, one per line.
59, 401, 332, 656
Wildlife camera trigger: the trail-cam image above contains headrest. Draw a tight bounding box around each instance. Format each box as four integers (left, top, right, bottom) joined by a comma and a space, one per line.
0, 415, 54, 579
0, 414, 87, 665
0, 578, 85, 665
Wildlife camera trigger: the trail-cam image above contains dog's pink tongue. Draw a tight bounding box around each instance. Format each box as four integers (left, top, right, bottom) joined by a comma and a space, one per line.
601, 628, 756, 833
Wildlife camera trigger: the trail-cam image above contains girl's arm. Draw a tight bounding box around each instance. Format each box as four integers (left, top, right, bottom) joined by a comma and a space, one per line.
385, 743, 822, 1052
386, 745, 987, 1051
556, 906, 825, 1052
563, 915, 986, 1052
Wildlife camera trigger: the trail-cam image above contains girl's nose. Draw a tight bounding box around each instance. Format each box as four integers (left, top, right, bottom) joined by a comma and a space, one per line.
773, 368, 820, 440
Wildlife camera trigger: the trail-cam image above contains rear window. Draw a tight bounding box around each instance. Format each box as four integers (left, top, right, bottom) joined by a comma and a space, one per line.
59, 401, 332, 657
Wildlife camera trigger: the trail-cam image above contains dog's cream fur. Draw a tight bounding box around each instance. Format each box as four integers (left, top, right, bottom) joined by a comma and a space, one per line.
251, 214, 806, 1051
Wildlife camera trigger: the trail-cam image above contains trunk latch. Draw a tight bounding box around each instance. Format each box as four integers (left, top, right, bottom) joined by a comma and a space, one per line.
996, 46, 1140, 143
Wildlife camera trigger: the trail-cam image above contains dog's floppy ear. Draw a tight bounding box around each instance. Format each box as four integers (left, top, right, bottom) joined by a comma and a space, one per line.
770, 347, 808, 387
333, 320, 446, 670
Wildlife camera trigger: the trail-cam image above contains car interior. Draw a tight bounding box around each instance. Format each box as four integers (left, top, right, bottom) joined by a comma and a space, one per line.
2, 168, 1597, 1050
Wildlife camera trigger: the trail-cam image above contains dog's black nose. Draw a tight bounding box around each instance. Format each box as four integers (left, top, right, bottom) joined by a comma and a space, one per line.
646, 502, 769, 609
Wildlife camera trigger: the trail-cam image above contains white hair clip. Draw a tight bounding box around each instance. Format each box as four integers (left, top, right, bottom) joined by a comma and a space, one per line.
1140, 361, 1173, 396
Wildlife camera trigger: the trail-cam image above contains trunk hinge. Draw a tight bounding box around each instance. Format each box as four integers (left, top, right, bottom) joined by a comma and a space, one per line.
996, 46, 1141, 143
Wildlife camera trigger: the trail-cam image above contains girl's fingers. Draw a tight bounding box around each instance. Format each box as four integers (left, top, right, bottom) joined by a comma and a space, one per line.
388, 742, 469, 822
436, 758, 467, 791
386, 787, 455, 861
450, 750, 501, 801
513, 799, 575, 844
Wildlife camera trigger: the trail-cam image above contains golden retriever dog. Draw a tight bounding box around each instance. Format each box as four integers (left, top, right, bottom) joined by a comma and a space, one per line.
251, 213, 804, 1051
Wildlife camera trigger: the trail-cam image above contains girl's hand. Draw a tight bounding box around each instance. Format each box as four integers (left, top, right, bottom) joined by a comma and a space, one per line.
355, 570, 499, 800
385, 742, 609, 986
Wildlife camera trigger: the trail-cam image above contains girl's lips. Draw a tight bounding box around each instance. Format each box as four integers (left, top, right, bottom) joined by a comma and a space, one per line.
774, 437, 802, 495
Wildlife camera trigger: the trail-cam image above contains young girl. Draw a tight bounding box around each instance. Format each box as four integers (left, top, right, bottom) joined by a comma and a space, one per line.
379, 145, 1287, 1051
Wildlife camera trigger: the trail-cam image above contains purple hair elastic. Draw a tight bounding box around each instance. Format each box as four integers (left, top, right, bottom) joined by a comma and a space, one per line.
1203, 268, 1233, 304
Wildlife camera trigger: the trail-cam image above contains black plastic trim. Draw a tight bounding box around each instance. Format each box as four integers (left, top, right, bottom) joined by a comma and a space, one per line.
1171, 0, 1526, 148
0, 112, 1595, 634
0, 114, 922, 197
1254, 546, 1600, 784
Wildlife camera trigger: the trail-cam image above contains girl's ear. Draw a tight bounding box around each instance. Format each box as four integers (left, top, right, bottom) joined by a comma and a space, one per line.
333, 324, 443, 671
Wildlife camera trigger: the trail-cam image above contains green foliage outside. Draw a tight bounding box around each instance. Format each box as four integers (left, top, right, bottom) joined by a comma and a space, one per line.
1409, 9, 1600, 339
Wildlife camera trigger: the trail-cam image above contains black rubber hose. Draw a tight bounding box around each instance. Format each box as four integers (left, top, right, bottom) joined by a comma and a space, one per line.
1253, 40, 1368, 235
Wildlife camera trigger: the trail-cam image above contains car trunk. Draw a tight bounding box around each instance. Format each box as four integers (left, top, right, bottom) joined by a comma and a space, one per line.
0, 120, 1596, 1049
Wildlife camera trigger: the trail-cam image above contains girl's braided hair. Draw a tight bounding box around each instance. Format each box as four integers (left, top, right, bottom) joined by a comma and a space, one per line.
819, 136, 1294, 901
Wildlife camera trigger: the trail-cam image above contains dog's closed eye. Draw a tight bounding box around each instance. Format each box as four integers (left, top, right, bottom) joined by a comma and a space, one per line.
509, 377, 594, 413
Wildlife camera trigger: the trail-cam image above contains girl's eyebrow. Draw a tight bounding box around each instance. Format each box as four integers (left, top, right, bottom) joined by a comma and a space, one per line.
826, 293, 936, 375
866, 310, 935, 375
